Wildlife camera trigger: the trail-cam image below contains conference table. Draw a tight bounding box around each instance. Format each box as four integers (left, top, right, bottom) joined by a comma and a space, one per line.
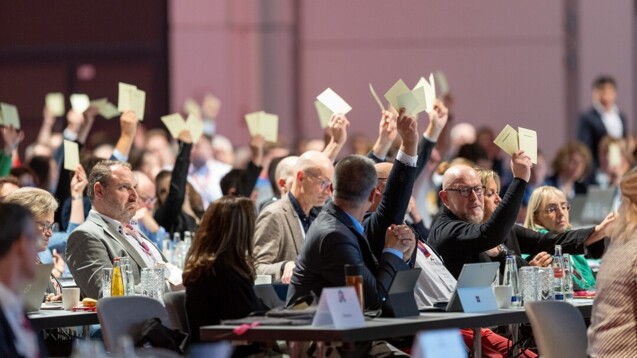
200, 300, 593, 357
28, 309, 99, 337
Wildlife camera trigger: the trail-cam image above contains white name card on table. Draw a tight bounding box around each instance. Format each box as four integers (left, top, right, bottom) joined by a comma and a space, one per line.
63, 140, 80, 171
312, 287, 365, 329
493, 124, 538, 164
411, 329, 467, 358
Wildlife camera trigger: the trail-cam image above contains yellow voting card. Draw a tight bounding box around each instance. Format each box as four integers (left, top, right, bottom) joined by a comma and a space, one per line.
46, 93, 65, 117
63, 140, 80, 171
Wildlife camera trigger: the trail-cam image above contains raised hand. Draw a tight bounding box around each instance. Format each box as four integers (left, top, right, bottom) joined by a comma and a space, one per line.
511, 150, 532, 182
396, 108, 418, 156
1, 125, 23, 155
372, 110, 398, 159
424, 99, 449, 141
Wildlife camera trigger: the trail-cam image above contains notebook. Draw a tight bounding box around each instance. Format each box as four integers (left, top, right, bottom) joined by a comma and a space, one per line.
445, 262, 499, 313
23, 264, 54, 313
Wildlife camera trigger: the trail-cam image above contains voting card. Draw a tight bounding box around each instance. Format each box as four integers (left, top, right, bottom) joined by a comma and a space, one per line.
63, 140, 80, 172
518, 127, 537, 164
185, 113, 204, 144
434, 70, 450, 97
384, 79, 411, 112
245, 111, 263, 136
413, 74, 436, 113
161, 113, 186, 139
70, 94, 90, 113
91, 98, 120, 119
259, 112, 279, 143
0, 103, 20, 129
131, 89, 146, 120
117, 82, 137, 112
317, 88, 352, 115
493, 125, 519, 156
369, 83, 384, 111
608, 143, 622, 168
45, 93, 65, 117
314, 100, 332, 129
397, 91, 420, 116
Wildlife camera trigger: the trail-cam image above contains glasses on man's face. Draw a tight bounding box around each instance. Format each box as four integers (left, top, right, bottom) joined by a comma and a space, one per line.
139, 195, 157, 206
306, 172, 332, 191
446, 185, 484, 197
35, 221, 58, 234
543, 203, 571, 215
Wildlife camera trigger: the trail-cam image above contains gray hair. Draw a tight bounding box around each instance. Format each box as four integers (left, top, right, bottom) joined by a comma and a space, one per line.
87, 160, 132, 201
333, 155, 377, 206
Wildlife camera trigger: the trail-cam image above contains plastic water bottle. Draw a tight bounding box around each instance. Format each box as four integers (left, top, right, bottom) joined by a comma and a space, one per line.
553, 245, 564, 301
503, 255, 521, 307
562, 254, 574, 302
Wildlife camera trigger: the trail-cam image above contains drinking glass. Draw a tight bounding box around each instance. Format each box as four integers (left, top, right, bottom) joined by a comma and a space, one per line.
101, 268, 113, 298
518, 266, 538, 305
537, 267, 554, 301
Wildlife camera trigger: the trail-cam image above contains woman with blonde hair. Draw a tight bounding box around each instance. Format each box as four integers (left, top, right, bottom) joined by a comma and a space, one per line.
183, 196, 266, 347
588, 167, 637, 357
524, 186, 596, 291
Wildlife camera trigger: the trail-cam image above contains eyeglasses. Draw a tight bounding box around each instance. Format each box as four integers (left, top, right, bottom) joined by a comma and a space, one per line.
306, 171, 332, 191
36, 221, 58, 234
543, 203, 571, 215
445, 186, 484, 197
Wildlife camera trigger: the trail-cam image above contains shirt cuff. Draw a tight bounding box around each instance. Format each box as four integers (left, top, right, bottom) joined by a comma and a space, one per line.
111, 148, 128, 162
383, 248, 404, 260
371, 151, 386, 162
63, 129, 78, 141
395, 150, 418, 167
423, 132, 437, 143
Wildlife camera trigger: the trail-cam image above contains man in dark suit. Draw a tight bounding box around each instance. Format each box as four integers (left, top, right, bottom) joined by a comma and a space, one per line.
67, 160, 172, 299
287, 155, 416, 310
576, 75, 627, 174
0, 203, 44, 358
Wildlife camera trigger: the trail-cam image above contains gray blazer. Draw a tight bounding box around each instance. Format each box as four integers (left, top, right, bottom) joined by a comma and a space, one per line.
66, 211, 164, 299
253, 194, 305, 281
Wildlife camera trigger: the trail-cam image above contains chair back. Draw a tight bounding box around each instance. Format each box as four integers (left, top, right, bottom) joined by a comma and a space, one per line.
254, 284, 285, 308
97, 296, 173, 352
163, 291, 189, 334
525, 301, 587, 358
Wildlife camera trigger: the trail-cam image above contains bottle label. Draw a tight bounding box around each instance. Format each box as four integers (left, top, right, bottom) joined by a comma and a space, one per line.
553, 268, 563, 278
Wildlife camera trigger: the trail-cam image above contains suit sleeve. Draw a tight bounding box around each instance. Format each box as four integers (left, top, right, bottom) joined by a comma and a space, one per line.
415, 137, 436, 178
253, 209, 287, 281
237, 161, 262, 198
318, 231, 408, 310
433, 178, 526, 256
154, 141, 192, 233
515, 225, 595, 256
364, 160, 417, 258
576, 114, 595, 152
66, 230, 114, 299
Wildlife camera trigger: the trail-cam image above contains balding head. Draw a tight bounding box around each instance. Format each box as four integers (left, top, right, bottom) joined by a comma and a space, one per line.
275, 156, 299, 196
290, 151, 335, 212
439, 165, 484, 223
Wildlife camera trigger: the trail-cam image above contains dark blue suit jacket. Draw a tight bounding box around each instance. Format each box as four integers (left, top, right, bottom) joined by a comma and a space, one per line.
576, 107, 627, 168
287, 202, 409, 310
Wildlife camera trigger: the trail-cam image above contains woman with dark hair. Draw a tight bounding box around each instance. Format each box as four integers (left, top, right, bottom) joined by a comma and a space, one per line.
183, 196, 266, 345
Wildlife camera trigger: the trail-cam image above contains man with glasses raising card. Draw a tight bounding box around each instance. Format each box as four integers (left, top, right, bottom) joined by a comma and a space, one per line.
428, 151, 609, 278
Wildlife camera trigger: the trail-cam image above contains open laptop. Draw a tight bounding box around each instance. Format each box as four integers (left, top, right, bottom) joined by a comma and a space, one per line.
23, 264, 54, 313
444, 262, 499, 313
382, 268, 422, 317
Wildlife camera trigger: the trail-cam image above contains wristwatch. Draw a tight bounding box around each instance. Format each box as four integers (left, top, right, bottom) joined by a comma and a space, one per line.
498, 244, 508, 256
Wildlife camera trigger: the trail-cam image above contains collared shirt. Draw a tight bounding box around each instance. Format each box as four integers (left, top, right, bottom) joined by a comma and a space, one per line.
0, 282, 39, 358
93, 210, 164, 267
288, 192, 318, 234
594, 102, 623, 138
371, 150, 419, 167
413, 241, 457, 308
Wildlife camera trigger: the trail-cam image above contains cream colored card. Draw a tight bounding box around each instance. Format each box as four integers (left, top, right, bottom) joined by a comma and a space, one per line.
117, 82, 137, 112
185, 113, 204, 144
397, 91, 420, 116
70, 94, 90, 113
426, 73, 436, 111
434, 70, 450, 97
184, 98, 201, 117
317, 88, 352, 115
0, 103, 20, 129
493, 124, 519, 155
259, 112, 279, 143
45, 92, 65, 117
384, 79, 410, 111
412, 82, 427, 114
608, 143, 622, 167
130, 89, 145, 120
63, 139, 80, 171
90, 97, 108, 109
369, 83, 384, 111
518, 127, 537, 164
244, 111, 263, 136
161, 113, 186, 139
100, 102, 120, 119
314, 100, 332, 128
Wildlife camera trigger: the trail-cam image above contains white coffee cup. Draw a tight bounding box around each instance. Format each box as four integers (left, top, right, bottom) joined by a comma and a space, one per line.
62, 287, 81, 310
493, 285, 513, 309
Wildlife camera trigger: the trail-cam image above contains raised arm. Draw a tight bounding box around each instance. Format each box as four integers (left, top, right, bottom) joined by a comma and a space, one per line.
0, 125, 23, 176
112, 110, 139, 161
367, 110, 398, 163
322, 113, 350, 161
69, 164, 88, 226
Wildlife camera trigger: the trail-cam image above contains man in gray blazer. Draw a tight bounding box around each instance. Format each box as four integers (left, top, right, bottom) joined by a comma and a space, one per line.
253, 150, 334, 283
66, 160, 168, 299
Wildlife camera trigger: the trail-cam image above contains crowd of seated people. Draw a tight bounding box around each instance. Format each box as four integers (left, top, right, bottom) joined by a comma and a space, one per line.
0, 74, 634, 357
